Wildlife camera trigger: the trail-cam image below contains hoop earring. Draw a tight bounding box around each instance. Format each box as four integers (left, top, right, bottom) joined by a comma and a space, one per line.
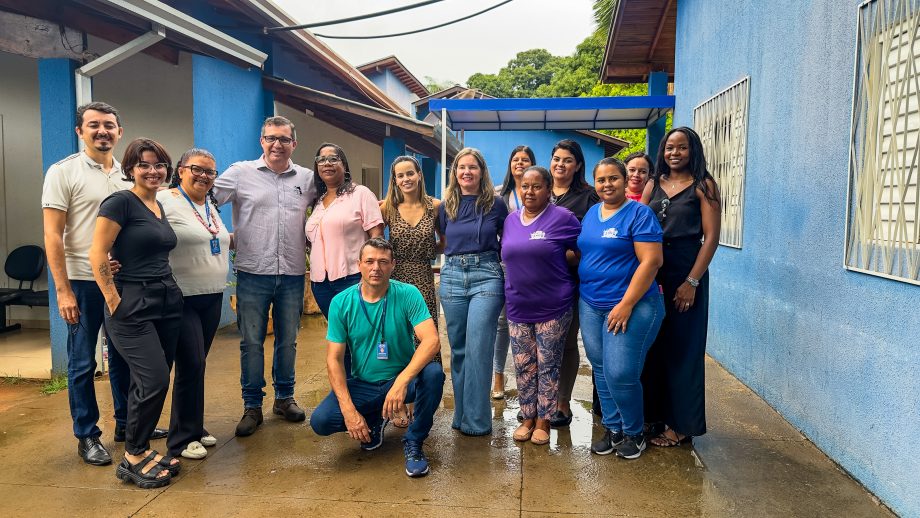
344, 171, 352, 183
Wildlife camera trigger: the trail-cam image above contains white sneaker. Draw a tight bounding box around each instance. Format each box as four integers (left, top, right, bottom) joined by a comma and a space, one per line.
200, 433, 217, 447
181, 441, 207, 459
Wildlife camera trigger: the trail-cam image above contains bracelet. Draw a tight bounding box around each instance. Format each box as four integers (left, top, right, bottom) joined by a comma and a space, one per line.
686, 276, 700, 287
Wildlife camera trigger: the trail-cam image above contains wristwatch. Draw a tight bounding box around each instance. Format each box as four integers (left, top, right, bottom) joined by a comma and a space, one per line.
685, 276, 700, 287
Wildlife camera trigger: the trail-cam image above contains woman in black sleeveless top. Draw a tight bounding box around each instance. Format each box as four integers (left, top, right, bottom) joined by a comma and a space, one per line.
641, 127, 721, 446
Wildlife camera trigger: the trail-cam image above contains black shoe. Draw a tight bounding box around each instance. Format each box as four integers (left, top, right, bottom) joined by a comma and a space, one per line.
77, 436, 112, 465
590, 428, 624, 455
272, 398, 306, 422
235, 407, 263, 437
615, 434, 647, 459
516, 410, 524, 422
548, 410, 573, 428
114, 425, 168, 442
361, 419, 388, 451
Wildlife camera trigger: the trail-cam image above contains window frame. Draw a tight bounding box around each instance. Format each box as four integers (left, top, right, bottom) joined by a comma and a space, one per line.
693, 76, 751, 249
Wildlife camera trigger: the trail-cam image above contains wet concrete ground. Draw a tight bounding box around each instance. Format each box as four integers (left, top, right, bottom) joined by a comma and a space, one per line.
0, 315, 894, 517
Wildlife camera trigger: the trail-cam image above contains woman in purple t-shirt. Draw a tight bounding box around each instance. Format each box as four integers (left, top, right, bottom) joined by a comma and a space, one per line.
502, 166, 581, 445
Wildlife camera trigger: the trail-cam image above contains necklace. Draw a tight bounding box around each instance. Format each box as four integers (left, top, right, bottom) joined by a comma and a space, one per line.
666, 175, 692, 190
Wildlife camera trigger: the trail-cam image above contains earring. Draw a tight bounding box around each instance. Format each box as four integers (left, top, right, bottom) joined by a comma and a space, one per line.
344, 172, 352, 183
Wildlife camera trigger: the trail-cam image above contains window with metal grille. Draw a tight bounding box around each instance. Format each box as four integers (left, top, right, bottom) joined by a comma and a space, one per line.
693, 77, 750, 248
846, 0, 920, 284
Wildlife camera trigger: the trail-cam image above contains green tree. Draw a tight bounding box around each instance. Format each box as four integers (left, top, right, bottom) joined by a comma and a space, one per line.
464, 2, 671, 157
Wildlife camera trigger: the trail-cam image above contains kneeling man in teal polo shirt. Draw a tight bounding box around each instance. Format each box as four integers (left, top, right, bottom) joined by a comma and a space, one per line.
310, 237, 445, 477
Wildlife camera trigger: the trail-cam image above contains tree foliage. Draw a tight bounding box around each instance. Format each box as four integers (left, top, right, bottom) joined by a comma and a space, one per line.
465, 29, 656, 157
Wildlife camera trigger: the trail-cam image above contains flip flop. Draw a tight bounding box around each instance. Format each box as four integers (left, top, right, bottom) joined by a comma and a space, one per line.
650, 426, 691, 447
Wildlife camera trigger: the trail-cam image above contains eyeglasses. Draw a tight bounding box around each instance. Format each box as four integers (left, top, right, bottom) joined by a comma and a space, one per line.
262, 135, 294, 145
658, 198, 670, 220
182, 164, 218, 178
135, 162, 169, 173
315, 155, 341, 165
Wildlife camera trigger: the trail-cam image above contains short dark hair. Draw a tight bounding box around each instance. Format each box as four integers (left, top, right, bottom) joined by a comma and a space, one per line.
359, 237, 394, 260
522, 165, 553, 189
592, 157, 627, 179
120, 137, 172, 182
76, 102, 121, 128
262, 116, 296, 140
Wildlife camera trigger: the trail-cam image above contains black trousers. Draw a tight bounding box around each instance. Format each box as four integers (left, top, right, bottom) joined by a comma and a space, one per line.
641, 241, 709, 437
104, 277, 183, 455
167, 293, 223, 456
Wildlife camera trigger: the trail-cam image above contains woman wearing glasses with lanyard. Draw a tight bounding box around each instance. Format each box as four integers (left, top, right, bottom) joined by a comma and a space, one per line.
90, 138, 182, 488
157, 148, 231, 460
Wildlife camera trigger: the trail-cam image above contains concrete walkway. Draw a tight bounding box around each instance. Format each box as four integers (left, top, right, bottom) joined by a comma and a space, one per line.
0, 315, 894, 517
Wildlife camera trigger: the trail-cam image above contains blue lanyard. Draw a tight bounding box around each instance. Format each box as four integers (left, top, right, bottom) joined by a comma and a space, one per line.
511, 189, 520, 210
358, 288, 387, 344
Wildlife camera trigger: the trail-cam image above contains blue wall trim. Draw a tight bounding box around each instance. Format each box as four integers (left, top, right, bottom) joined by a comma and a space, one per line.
192, 54, 268, 327
674, 0, 919, 515
38, 58, 78, 375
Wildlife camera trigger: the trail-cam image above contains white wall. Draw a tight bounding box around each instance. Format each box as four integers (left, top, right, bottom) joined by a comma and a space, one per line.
0, 51, 46, 324
89, 36, 194, 163
275, 102, 383, 197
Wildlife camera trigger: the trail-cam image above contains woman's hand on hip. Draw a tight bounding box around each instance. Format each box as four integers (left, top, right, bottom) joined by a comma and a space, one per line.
607, 303, 634, 334
106, 294, 122, 316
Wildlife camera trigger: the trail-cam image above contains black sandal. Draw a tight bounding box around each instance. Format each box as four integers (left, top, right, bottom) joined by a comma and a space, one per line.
157, 453, 181, 476
115, 451, 171, 489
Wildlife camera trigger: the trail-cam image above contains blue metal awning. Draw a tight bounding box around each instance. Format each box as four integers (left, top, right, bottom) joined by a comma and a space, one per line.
427, 95, 675, 131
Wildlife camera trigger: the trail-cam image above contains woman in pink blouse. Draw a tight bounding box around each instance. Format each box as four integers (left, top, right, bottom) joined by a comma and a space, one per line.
306, 142, 384, 318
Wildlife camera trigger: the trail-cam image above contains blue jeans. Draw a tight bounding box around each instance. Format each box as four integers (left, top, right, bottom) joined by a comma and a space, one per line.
311, 273, 362, 318
237, 272, 305, 408
493, 305, 510, 374
439, 252, 504, 435
68, 280, 129, 438
580, 293, 664, 436
311, 273, 361, 376
310, 362, 445, 443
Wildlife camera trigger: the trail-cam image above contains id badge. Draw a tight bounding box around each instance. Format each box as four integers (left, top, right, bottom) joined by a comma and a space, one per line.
210, 237, 221, 255
376, 340, 388, 360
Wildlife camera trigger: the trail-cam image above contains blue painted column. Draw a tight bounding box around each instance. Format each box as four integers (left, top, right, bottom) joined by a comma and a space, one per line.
646, 71, 669, 157
382, 136, 406, 196
191, 55, 268, 326
421, 157, 439, 198
38, 58, 78, 375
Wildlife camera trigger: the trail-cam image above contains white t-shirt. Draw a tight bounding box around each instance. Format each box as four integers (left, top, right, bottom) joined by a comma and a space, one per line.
157, 188, 231, 296
41, 152, 133, 280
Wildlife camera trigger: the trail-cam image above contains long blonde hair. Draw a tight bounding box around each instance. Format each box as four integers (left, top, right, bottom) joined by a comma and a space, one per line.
443, 147, 495, 221
382, 155, 433, 224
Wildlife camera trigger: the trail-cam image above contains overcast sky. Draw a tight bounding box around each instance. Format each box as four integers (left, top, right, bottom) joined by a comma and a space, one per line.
272, 0, 597, 86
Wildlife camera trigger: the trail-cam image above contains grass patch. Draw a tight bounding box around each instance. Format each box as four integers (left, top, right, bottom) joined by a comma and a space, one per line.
41, 375, 68, 395
1, 375, 25, 385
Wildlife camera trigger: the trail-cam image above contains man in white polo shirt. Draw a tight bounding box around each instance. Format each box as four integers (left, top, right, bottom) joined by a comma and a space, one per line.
42, 102, 165, 466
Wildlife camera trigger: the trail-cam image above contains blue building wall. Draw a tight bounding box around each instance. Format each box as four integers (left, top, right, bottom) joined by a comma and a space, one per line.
38, 58, 77, 375
462, 130, 607, 187
191, 54, 270, 326
673, 1, 919, 515
364, 68, 417, 117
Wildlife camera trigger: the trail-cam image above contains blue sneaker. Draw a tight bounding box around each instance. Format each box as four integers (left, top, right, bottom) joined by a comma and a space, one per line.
361, 419, 388, 451
403, 439, 430, 477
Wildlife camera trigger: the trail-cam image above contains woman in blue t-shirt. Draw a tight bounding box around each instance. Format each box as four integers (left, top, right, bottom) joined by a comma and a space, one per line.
438, 148, 508, 436
577, 157, 665, 460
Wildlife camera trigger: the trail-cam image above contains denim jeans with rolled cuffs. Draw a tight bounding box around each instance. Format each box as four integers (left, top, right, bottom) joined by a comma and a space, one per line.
579, 292, 664, 437
439, 251, 505, 435
68, 280, 129, 439
237, 272, 305, 408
